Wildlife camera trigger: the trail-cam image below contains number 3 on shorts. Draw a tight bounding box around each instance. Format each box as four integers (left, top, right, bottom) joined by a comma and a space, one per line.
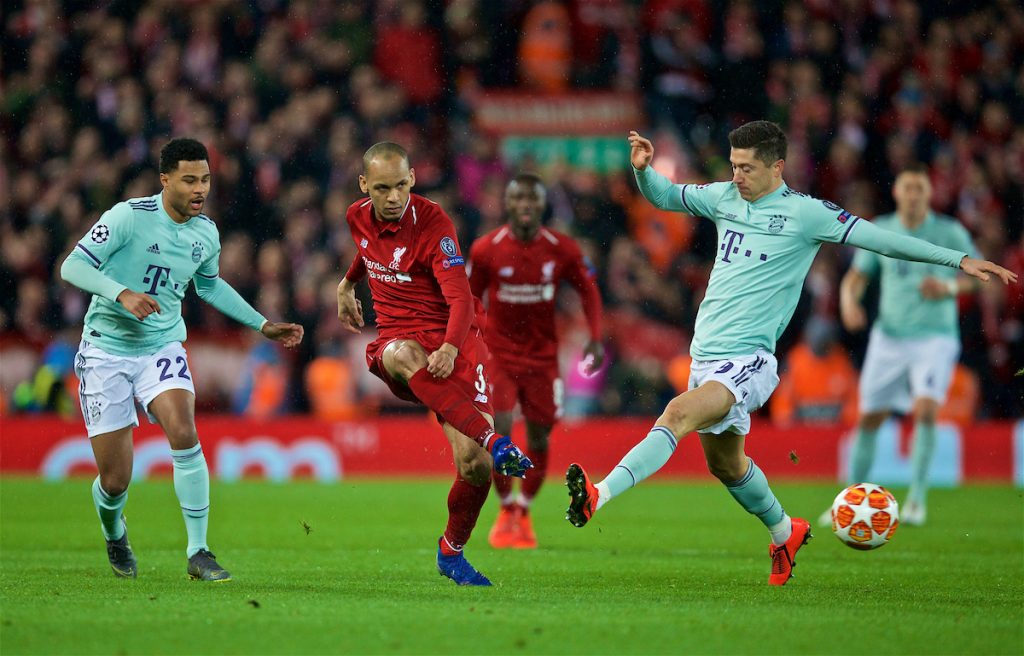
156, 355, 191, 382
474, 363, 486, 394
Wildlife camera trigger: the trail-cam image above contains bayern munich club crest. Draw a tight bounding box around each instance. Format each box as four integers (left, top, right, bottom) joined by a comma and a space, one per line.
91, 224, 110, 243
440, 236, 458, 257
192, 241, 204, 262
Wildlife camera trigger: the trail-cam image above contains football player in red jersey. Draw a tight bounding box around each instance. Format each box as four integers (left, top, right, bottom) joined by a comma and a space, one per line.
337, 143, 532, 585
469, 173, 604, 548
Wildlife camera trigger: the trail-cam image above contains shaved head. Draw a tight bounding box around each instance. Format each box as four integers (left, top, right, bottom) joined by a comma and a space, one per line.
362, 142, 410, 172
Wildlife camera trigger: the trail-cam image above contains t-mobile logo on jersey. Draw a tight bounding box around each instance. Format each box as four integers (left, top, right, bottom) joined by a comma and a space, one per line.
720, 229, 769, 264
143, 264, 172, 294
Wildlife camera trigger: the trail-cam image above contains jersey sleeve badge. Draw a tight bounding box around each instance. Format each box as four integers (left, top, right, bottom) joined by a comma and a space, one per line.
91, 225, 110, 243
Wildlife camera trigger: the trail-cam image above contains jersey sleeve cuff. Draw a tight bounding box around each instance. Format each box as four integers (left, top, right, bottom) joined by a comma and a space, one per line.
104, 284, 129, 303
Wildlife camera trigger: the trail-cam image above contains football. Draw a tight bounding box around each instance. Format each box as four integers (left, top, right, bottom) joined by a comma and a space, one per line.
830, 483, 899, 550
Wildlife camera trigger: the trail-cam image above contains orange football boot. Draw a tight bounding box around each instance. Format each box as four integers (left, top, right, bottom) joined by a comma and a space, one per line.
768, 517, 812, 585
513, 507, 538, 549
565, 464, 599, 528
488, 505, 520, 549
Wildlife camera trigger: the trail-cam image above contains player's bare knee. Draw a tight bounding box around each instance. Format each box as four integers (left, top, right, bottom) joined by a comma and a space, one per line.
99, 474, 130, 497
165, 423, 199, 450
860, 412, 887, 431
388, 341, 428, 379
912, 400, 939, 425
702, 444, 746, 482
659, 397, 694, 436
706, 455, 745, 483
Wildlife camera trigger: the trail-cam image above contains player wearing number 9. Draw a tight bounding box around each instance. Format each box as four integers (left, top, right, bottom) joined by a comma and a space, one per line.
59, 138, 304, 582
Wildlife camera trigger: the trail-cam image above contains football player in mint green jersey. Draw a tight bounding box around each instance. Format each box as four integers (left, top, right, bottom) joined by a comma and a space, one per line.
60, 138, 304, 581
564, 121, 1016, 586
821, 164, 981, 528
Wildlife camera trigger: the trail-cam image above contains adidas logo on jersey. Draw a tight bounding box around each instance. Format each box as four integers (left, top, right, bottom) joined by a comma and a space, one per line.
147, 243, 161, 254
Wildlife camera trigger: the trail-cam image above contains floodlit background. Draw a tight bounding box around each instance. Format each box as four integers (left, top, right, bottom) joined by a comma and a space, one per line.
2, 3, 1022, 655
1, 1, 1021, 476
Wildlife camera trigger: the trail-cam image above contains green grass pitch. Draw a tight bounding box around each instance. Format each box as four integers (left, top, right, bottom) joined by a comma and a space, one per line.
1, 477, 1021, 655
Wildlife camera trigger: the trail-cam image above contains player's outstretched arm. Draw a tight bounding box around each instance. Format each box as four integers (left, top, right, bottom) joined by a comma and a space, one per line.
958, 257, 1017, 285
845, 219, 1017, 288
261, 321, 304, 348
628, 131, 686, 212
60, 250, 130, 304
194, 275, 269, 332
336, 278, 364, 334
628, 130, 654, 171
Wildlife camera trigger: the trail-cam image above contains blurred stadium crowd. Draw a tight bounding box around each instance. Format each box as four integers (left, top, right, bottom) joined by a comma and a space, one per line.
2, 0, 1022, 420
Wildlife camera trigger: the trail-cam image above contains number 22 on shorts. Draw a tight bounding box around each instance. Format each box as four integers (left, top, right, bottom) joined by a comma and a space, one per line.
156, 355, 191, 381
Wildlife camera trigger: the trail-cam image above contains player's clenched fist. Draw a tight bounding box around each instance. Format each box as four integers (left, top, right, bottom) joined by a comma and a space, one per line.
427, 343, 458, 379
116, 289, 161, 320
628, 130, 654, 170
337, 279, 364, 333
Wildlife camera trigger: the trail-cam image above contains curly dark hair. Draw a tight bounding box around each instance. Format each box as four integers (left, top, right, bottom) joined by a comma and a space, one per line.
159, 138, 209, 173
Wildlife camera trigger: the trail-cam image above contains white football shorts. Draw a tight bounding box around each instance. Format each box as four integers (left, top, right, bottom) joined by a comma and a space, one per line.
74, 340, 196, 438
858, 327, 960, 413
688, 349, 779, 436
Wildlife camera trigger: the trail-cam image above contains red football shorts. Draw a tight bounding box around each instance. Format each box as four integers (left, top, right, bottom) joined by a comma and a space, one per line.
488, 352, 563, 426
366, 327, 494, 418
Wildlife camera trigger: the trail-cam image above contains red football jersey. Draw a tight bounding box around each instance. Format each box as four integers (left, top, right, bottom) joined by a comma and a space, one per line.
469, 225, 602, 366
345, 194, 477, 348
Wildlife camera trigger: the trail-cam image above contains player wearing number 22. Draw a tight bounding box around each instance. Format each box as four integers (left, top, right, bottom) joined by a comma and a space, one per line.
59, 138, 304, 581
337, 142, 533, 586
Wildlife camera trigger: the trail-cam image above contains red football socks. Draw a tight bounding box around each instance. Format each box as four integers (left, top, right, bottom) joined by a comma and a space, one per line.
521, 447, 548, 502
408, 369, 495, 447
442, 476, 490, 553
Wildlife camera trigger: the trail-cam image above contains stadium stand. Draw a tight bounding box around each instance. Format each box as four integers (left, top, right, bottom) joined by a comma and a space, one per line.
2, 0, 1021, 419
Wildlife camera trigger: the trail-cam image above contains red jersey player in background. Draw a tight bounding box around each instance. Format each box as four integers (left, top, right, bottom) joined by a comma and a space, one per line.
469, 173, 604, 549
337, 143, 533, 586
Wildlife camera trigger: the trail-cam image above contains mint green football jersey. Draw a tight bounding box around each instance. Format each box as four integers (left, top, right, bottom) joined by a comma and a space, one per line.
852, 212, 976, 338
70, 193, 221, 356
680, 181, 868, 360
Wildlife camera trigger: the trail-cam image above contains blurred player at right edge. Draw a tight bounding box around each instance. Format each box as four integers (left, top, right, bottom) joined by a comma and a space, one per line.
469, 173, 604, 549
818, 164, 981, 527
566, 123, 1016, 586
